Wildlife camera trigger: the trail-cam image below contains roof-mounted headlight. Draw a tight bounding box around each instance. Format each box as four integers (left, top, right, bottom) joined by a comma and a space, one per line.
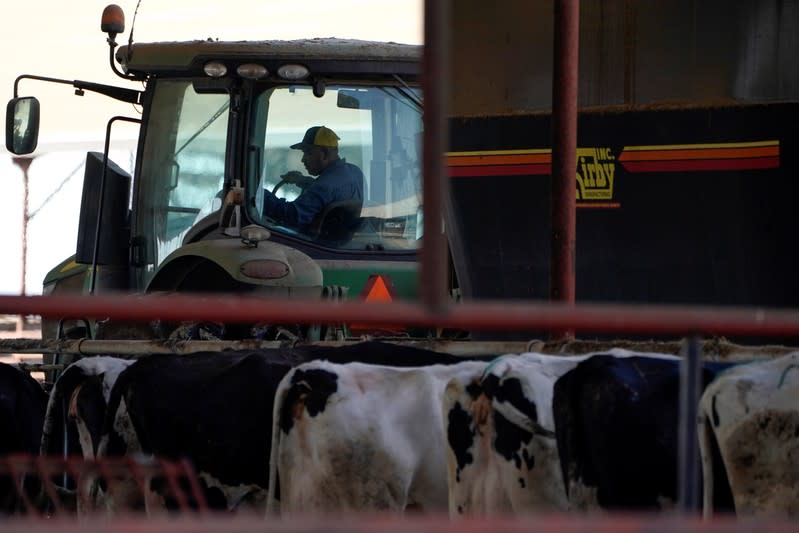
203, 61, 228, 78
237, 63, 268, 79
277, 64, 310, 81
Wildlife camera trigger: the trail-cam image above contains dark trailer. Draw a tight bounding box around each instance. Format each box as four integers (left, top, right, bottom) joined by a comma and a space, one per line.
445, 0, 798, 341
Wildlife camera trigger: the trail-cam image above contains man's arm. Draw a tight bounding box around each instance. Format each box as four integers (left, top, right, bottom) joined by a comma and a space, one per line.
281, 171, 314, 190
263, 184, 328, 228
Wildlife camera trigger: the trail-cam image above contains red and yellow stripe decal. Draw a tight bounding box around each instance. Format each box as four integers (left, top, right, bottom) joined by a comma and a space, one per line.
447, 149, 552, 177
447, 140, 780, 176
618, 140, 779, 173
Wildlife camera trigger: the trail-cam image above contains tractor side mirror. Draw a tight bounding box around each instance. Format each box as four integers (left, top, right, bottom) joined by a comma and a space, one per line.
5, 96, 40, 155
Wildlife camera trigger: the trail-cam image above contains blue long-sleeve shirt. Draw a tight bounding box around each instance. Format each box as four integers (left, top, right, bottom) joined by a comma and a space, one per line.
263, 158, 364, 229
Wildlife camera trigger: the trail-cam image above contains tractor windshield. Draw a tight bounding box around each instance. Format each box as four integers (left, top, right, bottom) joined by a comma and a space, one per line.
132, 79, 422, 290
133, 79, 230, 289
247, 83, 423, 251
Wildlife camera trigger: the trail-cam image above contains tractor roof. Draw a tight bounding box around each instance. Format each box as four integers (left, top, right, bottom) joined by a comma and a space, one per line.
116, 38, 422, 79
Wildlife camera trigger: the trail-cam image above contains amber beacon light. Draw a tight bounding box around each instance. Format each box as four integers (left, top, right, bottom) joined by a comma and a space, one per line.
101, 4, 125, 40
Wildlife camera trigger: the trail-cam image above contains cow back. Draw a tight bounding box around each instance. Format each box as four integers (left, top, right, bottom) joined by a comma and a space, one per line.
101, 350, 294, 489
553, 354, 735, 512
0, 363, 48, 513
0, 363, 47, 456
295, 341, 479, 366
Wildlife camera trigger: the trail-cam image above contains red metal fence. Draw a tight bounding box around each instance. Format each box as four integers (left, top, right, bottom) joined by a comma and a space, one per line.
4, 293, 799, 338
1, 291, 798, 528
0, 455, 208, 516
0, 512, 797, 532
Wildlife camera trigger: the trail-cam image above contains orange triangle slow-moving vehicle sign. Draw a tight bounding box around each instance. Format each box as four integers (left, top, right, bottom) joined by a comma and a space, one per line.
349, 274, 403, 335
361, 274, 395, 302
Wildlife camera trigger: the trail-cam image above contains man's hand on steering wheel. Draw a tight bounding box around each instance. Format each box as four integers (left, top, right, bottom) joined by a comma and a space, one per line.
273, 171, 314, 195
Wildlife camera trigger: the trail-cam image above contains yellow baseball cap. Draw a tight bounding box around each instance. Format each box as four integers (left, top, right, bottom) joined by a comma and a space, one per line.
290, 126, 340, 150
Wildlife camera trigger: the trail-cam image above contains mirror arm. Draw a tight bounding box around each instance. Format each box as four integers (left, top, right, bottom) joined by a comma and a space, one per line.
13, 74, 141, 105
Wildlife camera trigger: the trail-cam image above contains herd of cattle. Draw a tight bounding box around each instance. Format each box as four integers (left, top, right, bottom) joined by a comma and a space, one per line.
0, 341, 797, 518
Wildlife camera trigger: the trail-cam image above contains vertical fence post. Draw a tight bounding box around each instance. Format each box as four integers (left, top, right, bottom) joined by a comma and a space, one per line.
679, 334, 702, 513
421, 0, 451, 315
550, 0, 579, 339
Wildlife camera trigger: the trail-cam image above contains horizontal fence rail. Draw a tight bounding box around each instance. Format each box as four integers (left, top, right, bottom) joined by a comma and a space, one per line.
0, 338, 536, 358
1, 338, 794, 363
0, 514, 797, 532
3, 293, 799, 337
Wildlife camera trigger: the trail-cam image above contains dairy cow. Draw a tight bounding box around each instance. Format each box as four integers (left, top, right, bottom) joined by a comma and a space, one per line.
0, 362, 48, 513
97, 342, 471, 514
36, 357, 135, 514
442, 352, 592, 517
698, 352, 799, 517
553, 354, 736, 513
267, 359, 489, 515
41, 356, 135, 459
443, 350, 737, 517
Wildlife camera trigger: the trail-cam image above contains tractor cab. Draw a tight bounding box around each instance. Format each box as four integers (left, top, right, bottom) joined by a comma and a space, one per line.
6, 5, 437, 343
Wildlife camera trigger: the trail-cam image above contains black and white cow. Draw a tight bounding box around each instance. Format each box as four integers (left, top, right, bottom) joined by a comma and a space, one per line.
267, 359, 489, 515
0, 362, 48, 513
96, 342, 474, 514
698, 352, 799, 517
553, 353, 737, 513
97, 350, 294, 514
443, 350, 737, 517
38, 356, 135, 514
41, 356, 135, 459
442, 352, 594, 516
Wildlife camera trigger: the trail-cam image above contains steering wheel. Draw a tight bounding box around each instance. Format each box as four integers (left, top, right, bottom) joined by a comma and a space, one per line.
262, 180, 293, 225
272, 172, 312, 197
271, 179, 289, 196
